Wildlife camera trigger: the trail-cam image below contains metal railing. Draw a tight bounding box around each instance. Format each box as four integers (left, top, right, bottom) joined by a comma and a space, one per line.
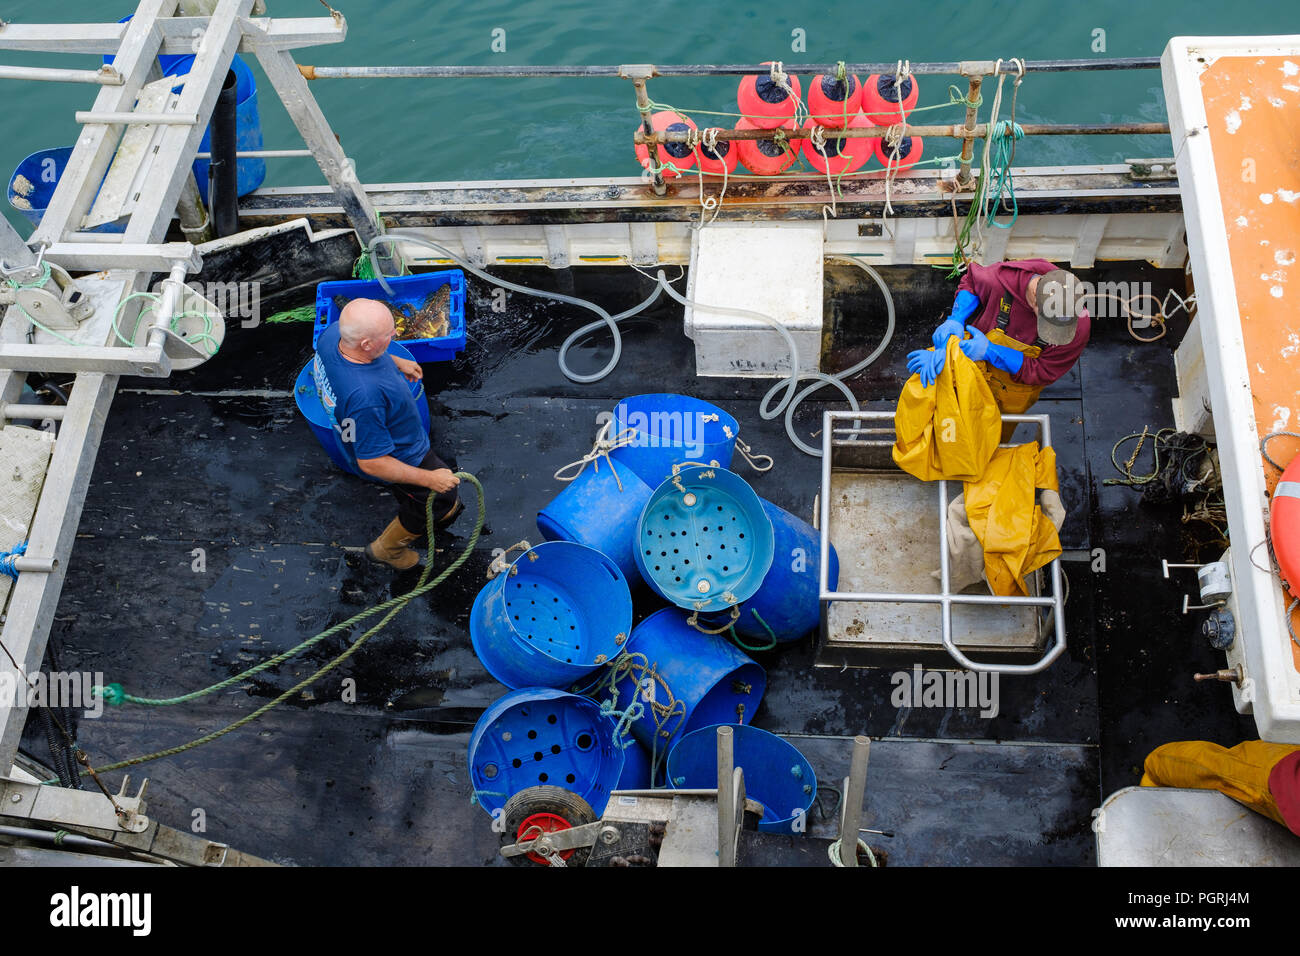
818, 410, 1067, 675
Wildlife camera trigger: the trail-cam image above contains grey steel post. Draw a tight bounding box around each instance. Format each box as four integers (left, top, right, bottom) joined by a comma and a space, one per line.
622, 65, 665, 197
838, 735, 871, 867
716, 725, 735, 867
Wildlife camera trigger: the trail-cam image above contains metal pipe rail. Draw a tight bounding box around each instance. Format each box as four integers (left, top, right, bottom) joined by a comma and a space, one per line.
634, 121, 1170, 145
818, 410, 1068, 675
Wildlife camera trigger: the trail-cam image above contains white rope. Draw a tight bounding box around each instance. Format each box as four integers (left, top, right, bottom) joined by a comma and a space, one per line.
769, 60, 808, 126
692, 128, 730, 228
735, 437, 774, 473
551, 420, 640, 491
810, 125, 840, 235
880, 59, 914, 221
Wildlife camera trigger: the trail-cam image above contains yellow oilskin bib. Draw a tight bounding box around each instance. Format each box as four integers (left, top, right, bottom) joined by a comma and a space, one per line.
892, 335, 1002, 482
1141, 740, 1300, 829
963, 443, 1062, 597
980, 327, 1042, 416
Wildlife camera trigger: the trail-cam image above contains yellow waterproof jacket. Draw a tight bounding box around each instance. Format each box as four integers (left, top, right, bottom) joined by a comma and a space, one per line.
892, 336, 1002, 481
964, 442, 1062, 596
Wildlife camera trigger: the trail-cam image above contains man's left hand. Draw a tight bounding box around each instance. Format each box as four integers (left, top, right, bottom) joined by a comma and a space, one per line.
392, 355, 423, 382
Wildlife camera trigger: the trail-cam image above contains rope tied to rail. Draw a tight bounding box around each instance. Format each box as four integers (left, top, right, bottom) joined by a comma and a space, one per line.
552, 421, 640, 491
692, 127, 730, 227
0, 540, 27, 579
67, 474, 485, 777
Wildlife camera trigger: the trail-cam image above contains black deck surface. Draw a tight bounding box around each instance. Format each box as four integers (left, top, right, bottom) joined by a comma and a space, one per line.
21, 260, 1254, 866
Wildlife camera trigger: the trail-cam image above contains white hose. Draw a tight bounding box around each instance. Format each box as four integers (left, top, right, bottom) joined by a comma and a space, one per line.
364, 236, 895, 457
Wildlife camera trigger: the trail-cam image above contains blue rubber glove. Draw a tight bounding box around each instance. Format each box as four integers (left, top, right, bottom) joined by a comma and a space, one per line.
906, 348, 945, 388
959, 325, 1024, 375
950, 289, 981, 325
931, 317, 965, 349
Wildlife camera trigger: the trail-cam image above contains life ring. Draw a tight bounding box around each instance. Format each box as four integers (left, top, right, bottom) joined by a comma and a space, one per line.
801, 113, 876, 175
861, 73, 920, 119
735, 116, 799, 176
807, 72, 862, 127
874, 134, 924, 170
633, 111, 698, 179
1271, 457, 1300, 596
737, 64, 802, 130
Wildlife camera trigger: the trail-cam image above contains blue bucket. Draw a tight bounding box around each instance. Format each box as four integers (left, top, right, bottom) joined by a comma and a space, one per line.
635, 465, 774, 614
668, 724, 816, 834
7, 147, 125, 232
107, 16, 265, 202
470, 541, 632, 690
608, 607, 766, 755
705, 498, 840, 644
537, 461, 653, 587
468, 687, 633, 818
293, 340, 430, 482
607, 393, 739, 486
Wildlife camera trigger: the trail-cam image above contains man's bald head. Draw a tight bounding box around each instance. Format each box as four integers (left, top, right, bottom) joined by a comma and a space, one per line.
338, 299, 396, 355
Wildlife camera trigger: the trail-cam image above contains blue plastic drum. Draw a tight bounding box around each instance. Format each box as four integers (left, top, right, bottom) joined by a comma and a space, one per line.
293, 341, 430, 482
608, 607, 766, 754
537, 460, 653, 587
607, 393, 740, 486
667, 723, 817, 834
704, 497, 840, 644
470, 541, 632, 690
635, 465, 774, 614
7, 147, 124, 231
468, 688, 632, 818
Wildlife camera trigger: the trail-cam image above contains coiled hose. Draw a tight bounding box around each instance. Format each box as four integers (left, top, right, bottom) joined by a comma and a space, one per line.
366, 236, 894, 456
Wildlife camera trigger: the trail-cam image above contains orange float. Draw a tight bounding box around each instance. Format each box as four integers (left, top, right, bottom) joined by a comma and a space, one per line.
633, 111, 698, 179
735, 116, 799, 175
874, 134, 924, 170
800, 114, 876, 175
861, 73, 920, 119
737, 65, 802, 130
806, 72, 862, 128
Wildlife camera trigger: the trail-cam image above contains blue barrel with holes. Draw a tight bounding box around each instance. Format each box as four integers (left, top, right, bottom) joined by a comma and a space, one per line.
607, 394, 740, 486
668, 723, 817, 834
635, 465, 774, 614
470, 541, 633, 690
704, 498, 840, 644
469, 687, 634, 818
7, 147, 126, 232
609, 607, 766, 755
293, 341, 429, 482
537, 459, 653, 587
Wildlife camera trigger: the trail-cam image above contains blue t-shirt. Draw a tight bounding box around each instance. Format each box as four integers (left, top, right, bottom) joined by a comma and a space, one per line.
314, 322, 430, 467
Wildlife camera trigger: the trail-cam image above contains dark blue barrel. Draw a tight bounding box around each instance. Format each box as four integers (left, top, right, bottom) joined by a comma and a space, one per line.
537, 461, 653, 587
7, 147, 124, 232
706, 498, 840, 644
667, 723, 817, 834
468, 688, 631, 818
293, 341, 429, 482
470, 541, 632, 690
616, 738, 652, 790
634, 465, 774, 614
608, 607, 766, 755
607, 394, 739, 486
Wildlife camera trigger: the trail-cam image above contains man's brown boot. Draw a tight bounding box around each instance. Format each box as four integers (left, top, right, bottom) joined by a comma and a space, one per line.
365, 517, 421, 570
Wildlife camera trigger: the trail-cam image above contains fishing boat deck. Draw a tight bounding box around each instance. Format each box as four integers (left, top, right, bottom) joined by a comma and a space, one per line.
18, 259, 1255, 866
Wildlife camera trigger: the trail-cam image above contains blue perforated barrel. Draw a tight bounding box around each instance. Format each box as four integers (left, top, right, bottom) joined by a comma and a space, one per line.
293, 341, 430, 482
468, 688, 634, 818
607, 394, 739, 486
635, 465, 774, 614
537, 461, 653, 587
667, 724, 816, 834
609, 607, 765, 755
705, 498, 840, 644
7, 147, 125, 231
470, 541, 632, 690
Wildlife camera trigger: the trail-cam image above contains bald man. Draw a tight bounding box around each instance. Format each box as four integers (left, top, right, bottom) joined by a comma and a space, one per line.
314, 298, 462, 570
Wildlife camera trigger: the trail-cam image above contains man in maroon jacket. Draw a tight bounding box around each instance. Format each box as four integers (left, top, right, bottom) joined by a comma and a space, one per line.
907, 259, 1091, 437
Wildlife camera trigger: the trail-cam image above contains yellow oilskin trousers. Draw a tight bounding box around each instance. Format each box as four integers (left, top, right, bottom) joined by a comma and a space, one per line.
1141, 740, 1300, 829
963, 443, 1062, 596
979, 329, 1042, 443
892, 335, 1002, 482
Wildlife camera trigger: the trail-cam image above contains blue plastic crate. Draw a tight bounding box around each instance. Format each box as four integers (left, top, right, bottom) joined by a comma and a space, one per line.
313, 269, 466, 363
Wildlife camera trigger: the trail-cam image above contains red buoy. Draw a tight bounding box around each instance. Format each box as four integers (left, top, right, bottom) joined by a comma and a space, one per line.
874, 134, 924, 170
801, 114, 876, 175
807, 73, 862, 127
695, 133, 741, 175
861, 73, 920, 119
1271, 458, 1300, 596
737, 64, 802, 130
633, 111, 698, 179
735, 116, 799, 176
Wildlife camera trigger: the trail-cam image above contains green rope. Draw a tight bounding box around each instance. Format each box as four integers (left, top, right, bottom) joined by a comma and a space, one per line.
76, 473, 485, 776
984, 120, 1024, 230
1103, 427, 1178, 487
264, 304, 318, 324
725, 609, 778, 653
